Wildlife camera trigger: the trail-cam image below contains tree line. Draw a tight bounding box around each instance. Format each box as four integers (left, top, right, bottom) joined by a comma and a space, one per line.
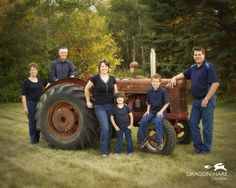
0, 0, 235, 102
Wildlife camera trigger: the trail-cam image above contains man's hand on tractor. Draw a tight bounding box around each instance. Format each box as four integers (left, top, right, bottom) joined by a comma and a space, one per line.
170, 77, 177, 88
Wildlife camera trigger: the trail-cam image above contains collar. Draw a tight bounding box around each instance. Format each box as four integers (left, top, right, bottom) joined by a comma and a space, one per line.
151, 87, 160, 92
57, 59, 68, 63
196, 60, 206, 69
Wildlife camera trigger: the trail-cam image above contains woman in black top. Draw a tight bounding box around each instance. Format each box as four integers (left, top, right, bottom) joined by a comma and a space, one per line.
85, 60, 118, 157
22, 63, 47, 144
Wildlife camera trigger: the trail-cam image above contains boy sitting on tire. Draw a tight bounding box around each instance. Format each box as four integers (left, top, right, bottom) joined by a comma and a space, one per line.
139, 74, 170, 151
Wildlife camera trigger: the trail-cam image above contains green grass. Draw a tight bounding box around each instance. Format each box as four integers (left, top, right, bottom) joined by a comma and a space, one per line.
0, 102, 235, 188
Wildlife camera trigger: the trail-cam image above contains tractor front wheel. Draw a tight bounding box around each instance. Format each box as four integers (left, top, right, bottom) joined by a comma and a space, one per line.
137, 119, 176, 155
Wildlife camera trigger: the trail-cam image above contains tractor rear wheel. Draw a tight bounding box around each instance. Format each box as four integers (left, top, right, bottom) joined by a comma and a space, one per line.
137, 119, 176, 155
36, 83, 99, 149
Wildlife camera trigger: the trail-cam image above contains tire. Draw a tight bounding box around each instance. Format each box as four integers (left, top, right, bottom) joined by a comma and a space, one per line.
137, 126, 141, 145
172, 120, 192, 144
137, 119, 176, 155
36, 83, 99, 149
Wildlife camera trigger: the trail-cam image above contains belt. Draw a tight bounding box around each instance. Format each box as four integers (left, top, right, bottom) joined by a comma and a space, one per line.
194, 95, 206, 100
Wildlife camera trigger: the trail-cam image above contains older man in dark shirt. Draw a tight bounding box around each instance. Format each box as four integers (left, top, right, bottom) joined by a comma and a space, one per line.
50, 47, 78, 81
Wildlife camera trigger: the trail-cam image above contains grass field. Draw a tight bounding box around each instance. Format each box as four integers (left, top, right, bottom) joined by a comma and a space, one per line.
0, 102, 235, 188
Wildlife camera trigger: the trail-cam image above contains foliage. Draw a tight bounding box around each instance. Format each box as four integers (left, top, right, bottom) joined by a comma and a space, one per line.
100, 0, 236, 83
98, 0, 143, 68
0, 0, 120, 102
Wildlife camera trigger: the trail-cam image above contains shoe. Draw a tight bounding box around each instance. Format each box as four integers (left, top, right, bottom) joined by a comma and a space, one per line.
101, 154, 108, 157
31, 141, 39, 144
193, 148, 202, 154
140, 139, 148, 148
155, 142, 162, 151
107, 152, 114, 156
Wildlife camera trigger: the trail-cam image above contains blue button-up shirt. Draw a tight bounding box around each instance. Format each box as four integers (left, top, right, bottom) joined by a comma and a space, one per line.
183, 61, 218, 98
50, 59, 78, 81
147, 87, 169, 113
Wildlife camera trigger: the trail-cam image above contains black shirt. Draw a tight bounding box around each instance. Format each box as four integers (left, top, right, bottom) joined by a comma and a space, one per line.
147, 87, 169, 113
111, 104, 131, 129
183, 61, 218, 98
22, 79, 47, 102
90, 74, 116, 105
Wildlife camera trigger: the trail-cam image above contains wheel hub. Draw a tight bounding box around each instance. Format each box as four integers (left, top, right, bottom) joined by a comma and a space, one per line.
174, 123, 186, 139
52, 107, 76, 132
147, 130, 165, 151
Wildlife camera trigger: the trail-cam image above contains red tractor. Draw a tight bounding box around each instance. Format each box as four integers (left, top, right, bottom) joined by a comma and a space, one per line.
36, 77, 190, 155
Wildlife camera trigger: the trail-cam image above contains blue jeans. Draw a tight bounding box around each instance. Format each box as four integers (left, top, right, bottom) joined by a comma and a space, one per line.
27, 101, 40, 143
94, 104, 114, 154
190, 95, 216, 152
115, 128, 133, 154
139, 112, 165, 143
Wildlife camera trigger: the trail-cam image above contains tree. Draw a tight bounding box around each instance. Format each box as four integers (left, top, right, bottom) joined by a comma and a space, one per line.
50, 10, 120, 75
98, 0, 142, 68
138, 0, 236, 81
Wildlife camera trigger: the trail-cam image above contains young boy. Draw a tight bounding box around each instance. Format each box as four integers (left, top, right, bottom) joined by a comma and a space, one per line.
111, 91, 134, 155
139, 74, 170, 151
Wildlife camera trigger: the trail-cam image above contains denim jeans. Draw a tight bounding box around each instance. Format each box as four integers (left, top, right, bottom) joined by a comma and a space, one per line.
115, 128, 133, 154
189, 95, 216, 152
27, 101, 40, 143
94, 104, 114, 154
139, 112, 165, 143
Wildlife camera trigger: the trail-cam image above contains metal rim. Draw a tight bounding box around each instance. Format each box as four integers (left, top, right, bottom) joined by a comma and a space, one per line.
174, 121, 188, 142
145, 129, 166, 152
47, 101, 80, 140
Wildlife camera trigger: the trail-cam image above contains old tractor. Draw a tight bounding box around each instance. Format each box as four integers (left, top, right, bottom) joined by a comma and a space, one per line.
36, 75, 190, 155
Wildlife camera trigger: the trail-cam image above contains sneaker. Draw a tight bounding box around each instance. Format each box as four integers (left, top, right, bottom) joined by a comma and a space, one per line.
155, 142, 162, 151
140, 139, 148, 148
101, 154, 108, 157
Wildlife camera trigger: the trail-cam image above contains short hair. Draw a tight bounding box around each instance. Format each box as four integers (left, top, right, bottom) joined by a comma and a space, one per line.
151, 74, 162, 81
98, 60, 110, 72
192, 46, 205, 55
114, 91, 126, 99
58, 47, 68, 52
28, 63, 39, 71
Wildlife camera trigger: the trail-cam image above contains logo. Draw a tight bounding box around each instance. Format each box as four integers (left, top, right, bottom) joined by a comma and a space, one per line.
204, 163, 227, 171
186, 162, 228, 181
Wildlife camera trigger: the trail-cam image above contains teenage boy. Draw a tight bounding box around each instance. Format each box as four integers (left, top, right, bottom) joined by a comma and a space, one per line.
139, 74, 170, 151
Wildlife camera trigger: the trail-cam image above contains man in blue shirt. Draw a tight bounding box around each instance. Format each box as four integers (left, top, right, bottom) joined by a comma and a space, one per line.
50, 47, 78, 81
171, 46, 219, 154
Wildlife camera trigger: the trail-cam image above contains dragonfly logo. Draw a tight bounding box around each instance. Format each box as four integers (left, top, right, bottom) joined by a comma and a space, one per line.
204, 163, 227, 171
